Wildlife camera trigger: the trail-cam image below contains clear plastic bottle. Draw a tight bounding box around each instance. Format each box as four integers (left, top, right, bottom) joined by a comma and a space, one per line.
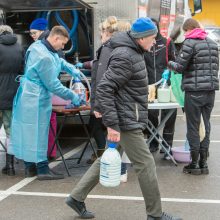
72, 76, 86, 105
184, 138, 190, 151
100, 142, 121, 187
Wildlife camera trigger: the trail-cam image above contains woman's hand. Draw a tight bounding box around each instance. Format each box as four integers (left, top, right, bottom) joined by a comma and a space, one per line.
94, 111, 102, 118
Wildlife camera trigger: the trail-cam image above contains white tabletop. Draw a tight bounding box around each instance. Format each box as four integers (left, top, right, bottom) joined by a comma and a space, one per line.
148, 100, 181, 110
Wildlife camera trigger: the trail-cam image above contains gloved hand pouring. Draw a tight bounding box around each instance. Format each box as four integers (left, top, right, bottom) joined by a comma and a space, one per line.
161, 69, 170, 88
65, 69, 91, 109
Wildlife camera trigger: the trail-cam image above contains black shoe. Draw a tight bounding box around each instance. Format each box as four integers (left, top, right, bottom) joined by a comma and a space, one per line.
37, 169, 64, 180
147, 212, 182, 220
199, 150, 209, 174
48, 156, 56, 163
25, 166, 37, 177
2, 154, 15, 176
149, 146, 159, 153
183, 163, 201, 175
160, 148, 165, 154
65, 196, 95, 219
183, 151, 201, 175
86, 153, 97, 164
2, 165, 15, 176
1, 166, 7, 174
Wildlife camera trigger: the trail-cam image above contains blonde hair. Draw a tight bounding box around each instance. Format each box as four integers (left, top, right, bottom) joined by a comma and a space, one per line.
49, 26, 69, 39
117, 20, 131, 32
0, 25, 13, 35
99, 16, 118, 34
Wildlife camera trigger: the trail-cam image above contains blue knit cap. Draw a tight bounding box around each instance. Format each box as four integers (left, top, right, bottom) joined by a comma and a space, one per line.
130, 17, 157, 38
30, 18, 48, 30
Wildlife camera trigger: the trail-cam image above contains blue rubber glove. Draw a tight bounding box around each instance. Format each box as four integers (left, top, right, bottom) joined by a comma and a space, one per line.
75, 62, 84, 69
65, 92, 87, 109
72, 68, 81, 79
79, 92, 87, 106
162, 69, 170, 81
71, 92, 80, 107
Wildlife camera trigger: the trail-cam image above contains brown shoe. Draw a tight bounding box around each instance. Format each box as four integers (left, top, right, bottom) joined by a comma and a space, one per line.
86, 153, 97, 164
86, 149, 105, 164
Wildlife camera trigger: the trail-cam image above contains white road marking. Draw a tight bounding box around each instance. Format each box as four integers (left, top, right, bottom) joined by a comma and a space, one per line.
1, 190, 220, 204
177, 114, 220, 117
0, 177, 36, 201
0, 144, 84, 202
173, 140, 220, 143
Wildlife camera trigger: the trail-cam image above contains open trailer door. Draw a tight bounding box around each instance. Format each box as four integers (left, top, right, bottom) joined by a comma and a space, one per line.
0, 0, 92, 12
0, 0, 94, 62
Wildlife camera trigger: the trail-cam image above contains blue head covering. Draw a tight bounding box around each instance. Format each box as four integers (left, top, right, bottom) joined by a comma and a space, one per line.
30, 18, 48, 30
130, 17, 157, 39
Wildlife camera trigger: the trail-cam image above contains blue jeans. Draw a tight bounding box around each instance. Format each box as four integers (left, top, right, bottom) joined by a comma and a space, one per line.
24, 160, 49, 174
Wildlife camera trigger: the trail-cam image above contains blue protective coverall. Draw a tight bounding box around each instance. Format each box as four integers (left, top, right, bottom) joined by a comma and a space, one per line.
8, 40, 78, 163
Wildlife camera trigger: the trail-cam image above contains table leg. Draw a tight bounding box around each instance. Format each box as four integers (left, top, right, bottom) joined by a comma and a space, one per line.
0, 140, 6, 152
77, 112, 98, 164
146, 122, 177, 166
50, 115, 71, 176
146, 109, 177, 166
146, 109, 175, 145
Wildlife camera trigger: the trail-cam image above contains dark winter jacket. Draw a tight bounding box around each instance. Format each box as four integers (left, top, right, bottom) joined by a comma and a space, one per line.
96, 32, 148, 132
89, 39, 113, 112
171, 29, 219, 91
0, 33, 23, 109
144, 33, 176, 85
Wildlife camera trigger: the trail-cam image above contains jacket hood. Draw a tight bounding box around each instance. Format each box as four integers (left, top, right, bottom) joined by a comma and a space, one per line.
38, 30, 50, 40
150, 18, 163, 41
0, 33, 17, 45
110, 31, 144, 53
185, 28, 208, 40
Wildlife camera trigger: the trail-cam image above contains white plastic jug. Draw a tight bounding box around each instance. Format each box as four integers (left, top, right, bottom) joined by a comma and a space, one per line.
100, 142, 121, 187
157, 80, 171, 103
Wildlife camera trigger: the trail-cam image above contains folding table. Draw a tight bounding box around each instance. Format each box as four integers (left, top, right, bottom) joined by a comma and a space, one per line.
147, 101, 181, 166
0, 140, 6, 152
50, 105, 97, 176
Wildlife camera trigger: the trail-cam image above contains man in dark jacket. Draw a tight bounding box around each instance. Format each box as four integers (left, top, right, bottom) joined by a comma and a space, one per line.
65, 17, 181, 220
144, 18, 177, 157
0, 25, 23, 176
168, 18, 219, 175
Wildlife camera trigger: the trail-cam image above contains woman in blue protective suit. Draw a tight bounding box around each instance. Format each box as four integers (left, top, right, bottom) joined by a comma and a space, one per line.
8, 26, 81, 180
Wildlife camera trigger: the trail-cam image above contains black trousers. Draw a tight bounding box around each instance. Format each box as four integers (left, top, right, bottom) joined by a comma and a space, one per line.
185, 91, 215, 152
146, 108, 177, 148
89, 115, 106, 150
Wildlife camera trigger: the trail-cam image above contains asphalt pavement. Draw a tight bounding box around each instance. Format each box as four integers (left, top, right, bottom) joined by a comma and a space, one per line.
1, 91, 220, 220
